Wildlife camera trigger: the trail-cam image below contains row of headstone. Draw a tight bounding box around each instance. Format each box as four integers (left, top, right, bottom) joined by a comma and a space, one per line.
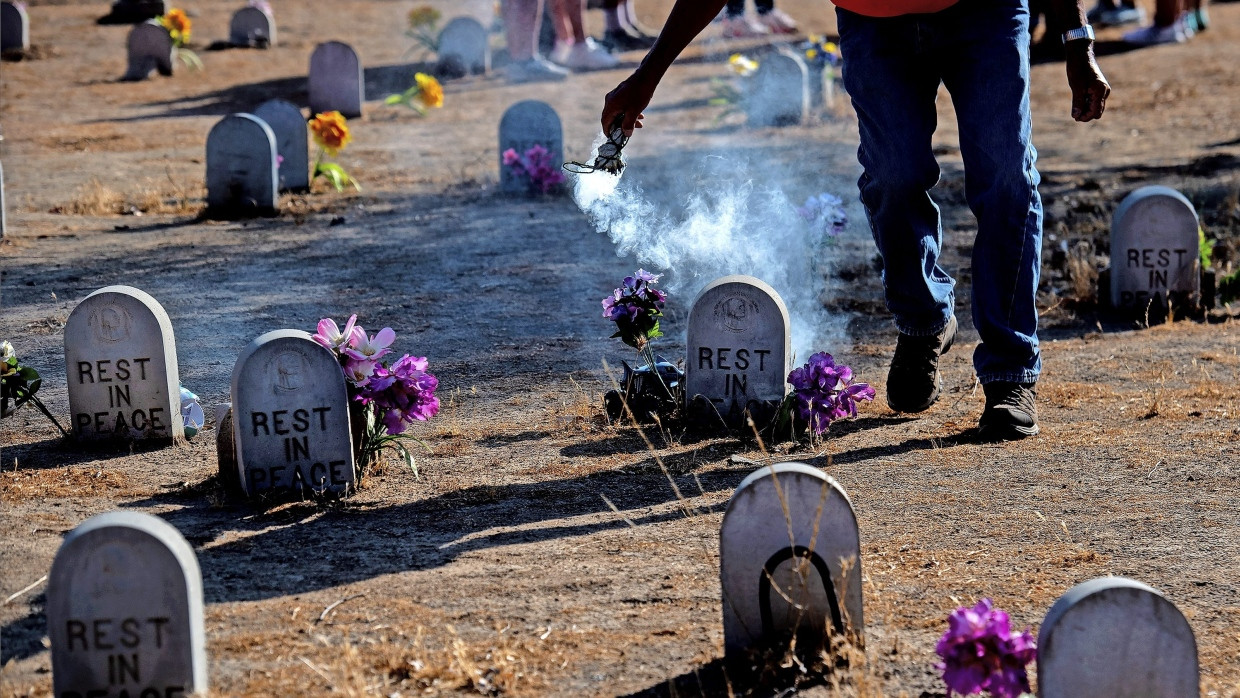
204, 99, 308, 217
1, 0, 28, 53
229, 4, 276, 48
309, 40, 362, 118
436, 16, 488, 77
122, 20, 174, 81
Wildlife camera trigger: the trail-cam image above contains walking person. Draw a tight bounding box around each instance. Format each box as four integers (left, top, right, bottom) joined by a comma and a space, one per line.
720, 0, 800, 38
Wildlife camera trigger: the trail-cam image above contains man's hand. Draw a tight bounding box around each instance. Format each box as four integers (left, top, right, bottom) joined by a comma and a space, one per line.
1066, 44, 1110, 122
602, 69, 657, 136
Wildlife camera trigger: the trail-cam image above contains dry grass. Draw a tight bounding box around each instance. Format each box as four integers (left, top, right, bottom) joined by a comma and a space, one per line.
48, 172, 202, 216
0, 466, 143, 502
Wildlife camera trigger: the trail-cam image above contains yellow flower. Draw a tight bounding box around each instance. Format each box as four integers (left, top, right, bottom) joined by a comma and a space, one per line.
415, 72, 443, 109
309, 111, 352, 156
408, 6, 441, 28
825, 41, 839, 55
805, 48, 818, 60
159, 8, 192, 45
727, 53, 758, 77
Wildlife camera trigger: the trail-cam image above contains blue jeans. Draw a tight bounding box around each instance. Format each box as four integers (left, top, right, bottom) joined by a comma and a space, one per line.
838, 0, 1043, 385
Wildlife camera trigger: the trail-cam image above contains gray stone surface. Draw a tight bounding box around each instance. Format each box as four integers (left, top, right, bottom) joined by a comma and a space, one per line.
216, 403, 240, 492
720, 463, 863, 657
230, 329, 355, 497
1, 1, 29, 53
1038, 577, 1199, 698
229, 5, 275, 47
48, 511, 207, 697
746, 49, 809, 127
308, 40, 363, 119
64, 285, 183, 441
122, 20, 173, 81
685, 275, 790, 421
253, 99, 309, 192
436, 16, 488, 76
498, 100, 562, 194
1110, 185, 1201, 310
205, 113, 279, 218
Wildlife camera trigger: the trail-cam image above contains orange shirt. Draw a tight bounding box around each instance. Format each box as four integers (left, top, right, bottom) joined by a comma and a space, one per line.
833, 0, 961, 17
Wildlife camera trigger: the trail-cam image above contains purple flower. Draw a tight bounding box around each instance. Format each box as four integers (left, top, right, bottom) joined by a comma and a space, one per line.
936, 599, 1036, 698
798, 192, 848, 239
602, 269, 667, 350
358, 354, 440, 435
786, 352, 874, 434
503, 143, 565, 194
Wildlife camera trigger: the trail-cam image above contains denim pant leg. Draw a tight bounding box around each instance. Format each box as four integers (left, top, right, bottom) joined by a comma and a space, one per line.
837, 9, 955, 337
939, 0, 1043, 384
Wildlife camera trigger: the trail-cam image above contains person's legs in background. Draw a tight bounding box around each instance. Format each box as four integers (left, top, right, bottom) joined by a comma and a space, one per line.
721, 0, 770, 38
753, 0, 799, 34
549, 0, 619, 70
504, 0, 569, 83
1123, 0, 1190, 43
600, 0, 656, 50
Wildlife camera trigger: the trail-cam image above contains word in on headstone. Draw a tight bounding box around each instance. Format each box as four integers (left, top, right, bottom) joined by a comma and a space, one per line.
309, 41, 363, 119
498, 100, 562, 194
205, 113, 279, 218
1, 1, 30, 53
437, 16, 489, 77
122, 20, 173, 81
253, 99, 309, 192
1110, 185, 1201, 312
746, 48, 809, 127
229, 5, 275, 48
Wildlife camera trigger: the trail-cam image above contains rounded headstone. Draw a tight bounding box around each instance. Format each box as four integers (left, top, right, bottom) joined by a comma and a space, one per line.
229, 5, 275, 48
436, 16, 489, 77
64, 285, 183, 441
122, 20, 174, 81
498, 100, 563, 194
1038, 577, 1199, 698
1, 1, 30, 53
253, 99, 309, 192
205, 113, 279, 218
745, 49, 809, 127
308, 40, 363, 119
48, 511, 207, 697
1110, 185, 1201, 311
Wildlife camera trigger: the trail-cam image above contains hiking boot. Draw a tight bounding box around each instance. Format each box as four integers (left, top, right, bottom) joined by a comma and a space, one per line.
886, 315, 958, 413
978, 381, 1039, 440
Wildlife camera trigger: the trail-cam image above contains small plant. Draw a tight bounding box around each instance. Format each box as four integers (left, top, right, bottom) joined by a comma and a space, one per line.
600, 270, 682, 421
384, 72, 445, 115
157, 8, 203, 70
773, 352, 874, 440
309, 111, 361, 192
503, 144, 565, 195
404, 5, 442, 57
935, 599, 1036, 698
801, 34, 842, 73
1, 341, 68, 436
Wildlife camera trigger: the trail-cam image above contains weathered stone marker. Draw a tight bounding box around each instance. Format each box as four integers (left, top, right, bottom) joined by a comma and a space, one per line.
746, 49, 809, 127
498, 100, 562, 194
48, 511, 207, 697
437, 16, 489, 76
205, 113, 279, 218
229, 5, 275, 48
122, 20, 174, 81
231, 330, 355, 497
720, 463, 863, 657
253, 99, 309, 192
308, 40, 363, 119
1110, 186, 1201, 312
1, 1, 30, 53
685, 275, 790, 425
64, 286, 183, 441
1038, 577, 1199, 697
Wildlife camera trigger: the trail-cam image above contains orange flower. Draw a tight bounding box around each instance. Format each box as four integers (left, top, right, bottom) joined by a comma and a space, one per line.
309, 111, 352, 155
414, 73, 443, 110
160, 8, 192, 45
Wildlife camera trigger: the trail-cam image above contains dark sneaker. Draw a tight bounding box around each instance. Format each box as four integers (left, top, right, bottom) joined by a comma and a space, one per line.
978, 381, 1040, 440
886, 315, 958, 413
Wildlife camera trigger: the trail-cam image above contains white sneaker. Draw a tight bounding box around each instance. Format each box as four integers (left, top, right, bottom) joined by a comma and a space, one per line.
1122, 21, 1187, 45
757, 8, 799, 34
721, 15, 770, 38
553, 37, 619, 70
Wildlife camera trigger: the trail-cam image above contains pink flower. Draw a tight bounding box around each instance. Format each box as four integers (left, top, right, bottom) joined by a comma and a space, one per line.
342, 326, 395, 363
312, 315, 358, 351
343, 357, 378, 386
502, 148, 521, 166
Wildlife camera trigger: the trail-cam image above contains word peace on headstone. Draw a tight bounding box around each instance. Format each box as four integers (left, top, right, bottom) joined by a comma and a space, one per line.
229, 5, 275, 48
122, 20, 173, 81
309, 41, 363, 119
1110, 185, 1201, 312
685, 275, 790, 425
437, 16, 489, 77
498, 100, 562, 194
64, 285, 182, 441
720, 463, 863, 657
205, 113, 279, 218
48, 511, 207, 698
1037, 577, 1198, 698
253, 99, 309, 192
231, 330, 355, 497
746, 49, 809, 127
1, 1, 30, 53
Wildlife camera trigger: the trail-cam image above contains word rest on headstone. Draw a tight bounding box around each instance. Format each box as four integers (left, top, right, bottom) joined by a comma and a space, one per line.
1037, 576, 1199, 698
64, 285, 183, 441
685, 275, 790, 426
229, 5, 275, 48
436, 16, 489, 77
204, 113, 279, 218
48, 511, 207, 698
308, 40, 363, 119
497, 100, 562, 194
745, 48, 809, 127
230, 329, 355, 497
1110, 185, 1201, 312
1, 1, 30, 53
253, 99, 309, 192
121, 20, 173, 81
720, 462, 864, 657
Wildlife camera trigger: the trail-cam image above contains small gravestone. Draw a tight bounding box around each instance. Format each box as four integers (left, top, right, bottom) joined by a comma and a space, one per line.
231, 329, 355, 497
437, 16, 489, 76
48, 511, 207, 697
308, 41, 363, 119
1110, 186, 1201, 312
253, 99, 309, 192
205, 113, 278, 218
100, 0, 166, 24
746, 49, 809, 127
122, 20, 173, 81
64, 285, 183, 441
685, 275, 790, 426
498, 100, 562, 194
229, 5, 275, 48
1, 1, 30, 53
1038, 577, 1198, 697
720, 462, 863, 657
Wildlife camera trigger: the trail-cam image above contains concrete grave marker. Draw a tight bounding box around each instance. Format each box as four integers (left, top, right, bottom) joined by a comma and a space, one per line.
1110, 185, 1201, 311
229, 5, 275, 47
253, 99, 309, 192
685, 275, 790, 424
720, 463, 863, 657
746, 49, 809, 127
64, 285, 182, 441
437, 16, 489, 76
498, 100, 562, 194
1, 1, 30, 53
205, 113, 278, 218
231, 329, 355, 497
1038, 577, 1199, 698
309, 40, 363, 119
48, 511, 207, 697
122, 20, 173, 81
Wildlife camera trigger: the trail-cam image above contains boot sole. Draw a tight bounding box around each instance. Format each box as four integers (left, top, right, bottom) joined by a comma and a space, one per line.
978, 421, 1040, 441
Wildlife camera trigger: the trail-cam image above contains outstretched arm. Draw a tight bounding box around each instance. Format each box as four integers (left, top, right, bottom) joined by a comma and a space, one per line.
1050, 0, 1111, 122
601, 0, 730, 135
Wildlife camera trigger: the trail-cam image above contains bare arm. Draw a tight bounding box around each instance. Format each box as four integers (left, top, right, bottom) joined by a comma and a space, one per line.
1049, 0, 1111, 122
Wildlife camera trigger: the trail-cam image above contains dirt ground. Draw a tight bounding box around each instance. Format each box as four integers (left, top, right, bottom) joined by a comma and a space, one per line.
2, 0, 1239, 695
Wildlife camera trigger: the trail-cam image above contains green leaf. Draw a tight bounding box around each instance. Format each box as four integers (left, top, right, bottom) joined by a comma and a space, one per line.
384, 94, 405, 105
